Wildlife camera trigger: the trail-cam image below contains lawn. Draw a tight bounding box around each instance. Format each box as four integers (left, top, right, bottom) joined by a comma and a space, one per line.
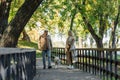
17, 40, 42, 58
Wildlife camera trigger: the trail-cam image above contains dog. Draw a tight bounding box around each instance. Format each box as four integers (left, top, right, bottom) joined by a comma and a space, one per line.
53, 56, 61, 68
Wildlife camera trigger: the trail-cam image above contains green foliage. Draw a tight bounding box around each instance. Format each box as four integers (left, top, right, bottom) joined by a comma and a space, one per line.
9, 0, 24, 22
18, 40, 42, 58
9, 0, 119, 48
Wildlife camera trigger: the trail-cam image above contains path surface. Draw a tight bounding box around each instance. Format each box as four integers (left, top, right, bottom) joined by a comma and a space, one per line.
33, 58, 101, 80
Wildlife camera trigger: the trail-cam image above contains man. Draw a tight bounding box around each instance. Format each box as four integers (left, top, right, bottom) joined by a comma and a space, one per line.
38, 30, 52, 69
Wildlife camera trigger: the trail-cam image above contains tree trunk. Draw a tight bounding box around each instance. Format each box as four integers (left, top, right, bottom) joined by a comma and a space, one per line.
77, 0, 104, 48
111, 5, 120, 48
22, 29, 31, 42
82, 16, 103, 48
0, 0, 12, 38
0, 0, 43, 47
70, 9, 76, 30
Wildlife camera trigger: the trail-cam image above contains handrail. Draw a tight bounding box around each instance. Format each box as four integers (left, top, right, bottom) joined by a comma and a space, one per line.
52, 47, 120, 80
0, 48, 36, 80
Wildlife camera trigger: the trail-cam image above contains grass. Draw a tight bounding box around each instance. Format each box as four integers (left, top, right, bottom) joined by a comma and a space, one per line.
18, 40, 42, 58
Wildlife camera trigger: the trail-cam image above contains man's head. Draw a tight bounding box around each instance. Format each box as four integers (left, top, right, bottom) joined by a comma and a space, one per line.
44, 30, 48, 35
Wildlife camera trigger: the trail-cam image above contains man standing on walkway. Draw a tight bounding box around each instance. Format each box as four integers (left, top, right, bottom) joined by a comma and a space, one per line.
38, 30, 53, 69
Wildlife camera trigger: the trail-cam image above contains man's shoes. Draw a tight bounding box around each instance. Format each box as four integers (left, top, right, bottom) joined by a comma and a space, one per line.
48, 66, 52, 69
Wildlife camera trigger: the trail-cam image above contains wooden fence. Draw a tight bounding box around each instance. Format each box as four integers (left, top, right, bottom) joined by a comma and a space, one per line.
52, 47, 120, 80
0, 48, 36, 80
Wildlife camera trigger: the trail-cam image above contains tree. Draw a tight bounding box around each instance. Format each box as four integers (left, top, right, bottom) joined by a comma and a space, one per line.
109, 5, 120, 48
22, 29, 31, 42
36, 0, 120, 48
70, 9, 76, 30
0, 0, 12, 38
0, 0, 43, 47
74, 0, 120, 48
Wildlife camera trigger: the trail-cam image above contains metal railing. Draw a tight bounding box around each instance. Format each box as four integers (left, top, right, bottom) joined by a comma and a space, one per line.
0, 48, 36, 80
52, 47, 120, 80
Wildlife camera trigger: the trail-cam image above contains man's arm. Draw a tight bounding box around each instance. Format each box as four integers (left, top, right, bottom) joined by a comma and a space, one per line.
49, 35, 53, 49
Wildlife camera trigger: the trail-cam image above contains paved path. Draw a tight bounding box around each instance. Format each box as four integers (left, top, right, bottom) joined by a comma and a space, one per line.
33, 58, 101, 80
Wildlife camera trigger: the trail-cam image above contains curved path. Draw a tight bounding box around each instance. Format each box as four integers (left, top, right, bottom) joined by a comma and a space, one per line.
33, 58, 101, 80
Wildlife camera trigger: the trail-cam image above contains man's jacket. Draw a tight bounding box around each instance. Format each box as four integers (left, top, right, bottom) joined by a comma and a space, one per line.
38, 34, 52, 50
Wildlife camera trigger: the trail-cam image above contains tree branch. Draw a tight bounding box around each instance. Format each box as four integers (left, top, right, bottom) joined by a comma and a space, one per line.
0, 0, 43, 47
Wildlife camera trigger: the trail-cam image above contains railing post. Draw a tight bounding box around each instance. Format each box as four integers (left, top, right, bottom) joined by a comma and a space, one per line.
99, 50, 102, 78
92, 50, 94, 74
114, 51, 117, 80
85, 50, 87, 72
109, 51, 112, 80
77, 49, 80, 69
106, 51, 109, 80
63, 48, 66, 64
94, 50, 98, 75
103, 50, 105, 80
88, 50, 90, 73
0, 48, 36, 80
52, 47, 120, 80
